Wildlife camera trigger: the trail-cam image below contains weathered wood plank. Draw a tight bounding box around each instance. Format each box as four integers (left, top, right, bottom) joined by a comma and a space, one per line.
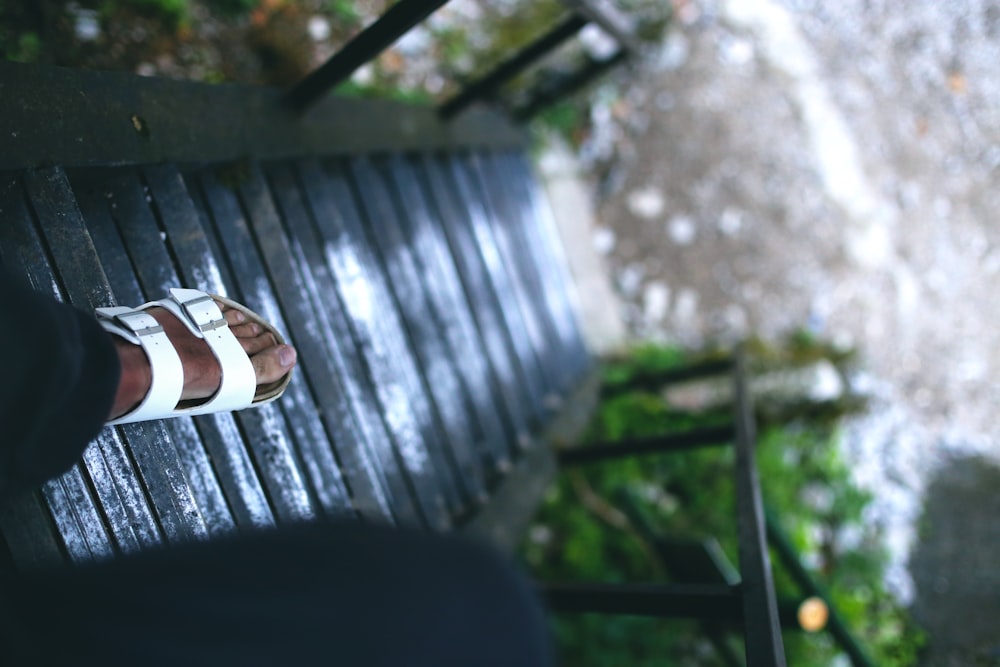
65, 174, 201, 549
24, 167, 211, 548
346, 156, 489, 505
445, 155, 551, 423
418, 154, 542, 435
143, 165, 355, 524
70, 169, 239, 538
378, 155, 516, 475
0, 61, 525, 171
142, 165, 279, 531
465, 153, 567, 401
504, 152, 590, 377
294, 158, 455, 528
0, 172, 124, 563
263, 162, 417, 526
186, 170, 319, 526
474, 153, 582, 393
234, 163, 396, 523
328, 156, 469, 516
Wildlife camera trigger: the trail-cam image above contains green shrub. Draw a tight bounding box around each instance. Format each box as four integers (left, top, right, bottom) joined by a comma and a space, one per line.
114, 0, 191, 28
203, 0, 257, 17
523, 342, 923, 666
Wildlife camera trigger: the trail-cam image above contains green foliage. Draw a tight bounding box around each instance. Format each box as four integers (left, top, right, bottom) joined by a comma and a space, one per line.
203, 0, 257, 17
335, 79, 434, 105
114, 0, 191, 28
0, 3, 44, 63
522, 342, 924, 666
531, 101, 582, 145
601, 342, 690, 387
748, 329, 858, 371
324, 0, 360, 25
8, 31, 41, 62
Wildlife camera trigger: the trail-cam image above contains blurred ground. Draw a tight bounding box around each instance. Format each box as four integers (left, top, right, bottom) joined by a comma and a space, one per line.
566, 0, 1000, 660
910, 456, 1000, 666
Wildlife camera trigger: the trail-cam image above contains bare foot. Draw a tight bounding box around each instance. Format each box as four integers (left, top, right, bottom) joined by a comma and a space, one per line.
108, 301, 297, 420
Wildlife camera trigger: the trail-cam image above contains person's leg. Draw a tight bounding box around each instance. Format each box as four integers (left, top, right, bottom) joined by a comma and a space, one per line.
107, 301, 297, 420
2, 522, 554, 667
0, 267, 298, 499
0, 269, 120, 498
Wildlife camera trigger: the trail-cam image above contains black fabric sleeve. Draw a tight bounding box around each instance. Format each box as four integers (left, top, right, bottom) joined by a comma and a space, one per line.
0, 270, 120, 500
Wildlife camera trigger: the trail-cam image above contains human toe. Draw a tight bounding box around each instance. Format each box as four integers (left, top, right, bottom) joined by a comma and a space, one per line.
250, 344, 297, 385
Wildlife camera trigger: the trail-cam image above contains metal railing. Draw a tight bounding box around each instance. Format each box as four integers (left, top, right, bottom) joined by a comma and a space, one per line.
543, 349, 788, 667
284, 0, 639, 120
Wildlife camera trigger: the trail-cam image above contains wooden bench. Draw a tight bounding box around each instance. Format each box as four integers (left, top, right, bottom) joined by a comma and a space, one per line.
0, 58, 595, 565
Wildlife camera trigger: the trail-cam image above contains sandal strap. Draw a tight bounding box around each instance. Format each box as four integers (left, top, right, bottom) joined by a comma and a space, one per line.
97, 307, 185, 425
98, 288, 257, 424
163, 288, 256, 416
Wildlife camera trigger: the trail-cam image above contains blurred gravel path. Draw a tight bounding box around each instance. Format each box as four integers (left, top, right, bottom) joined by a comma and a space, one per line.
586, 0, 1000, 651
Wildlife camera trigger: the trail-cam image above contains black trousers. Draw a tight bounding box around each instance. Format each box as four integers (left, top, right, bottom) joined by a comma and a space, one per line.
0, 271, 553, 666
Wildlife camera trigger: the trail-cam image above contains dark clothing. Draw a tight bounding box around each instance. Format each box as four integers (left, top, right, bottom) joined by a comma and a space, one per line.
0, 273, 553, 666
0, 269, 120, 500
4, 521, 553, 666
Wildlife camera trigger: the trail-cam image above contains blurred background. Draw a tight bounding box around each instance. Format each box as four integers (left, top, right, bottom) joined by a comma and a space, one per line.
4, 1, 999, 664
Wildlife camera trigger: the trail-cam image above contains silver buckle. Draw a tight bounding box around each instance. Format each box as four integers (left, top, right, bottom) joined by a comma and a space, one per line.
180, 296, 227, 333
199, 317, 227, 333
182, 295, 215, 307
116, 312, 164, 336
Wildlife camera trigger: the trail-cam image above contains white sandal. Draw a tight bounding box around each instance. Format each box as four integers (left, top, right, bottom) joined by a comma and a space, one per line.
97, 288, 291, 425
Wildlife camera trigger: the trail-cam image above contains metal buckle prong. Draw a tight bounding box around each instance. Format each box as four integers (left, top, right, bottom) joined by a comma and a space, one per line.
199, 318, 227, 333
183, 295, 215, 307
116, 312, 165, 336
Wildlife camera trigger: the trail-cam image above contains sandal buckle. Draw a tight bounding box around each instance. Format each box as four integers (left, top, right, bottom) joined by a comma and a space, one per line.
116, 311, 164, 336
199, 317, 227, 333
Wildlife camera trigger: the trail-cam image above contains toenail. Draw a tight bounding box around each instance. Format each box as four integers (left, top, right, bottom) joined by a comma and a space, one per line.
279, 345, 297, 367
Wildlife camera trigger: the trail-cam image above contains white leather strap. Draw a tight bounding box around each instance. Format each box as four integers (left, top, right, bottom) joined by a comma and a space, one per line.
98, 309, 185, 425
98, 288, 257, 423
166, 288, 256, 415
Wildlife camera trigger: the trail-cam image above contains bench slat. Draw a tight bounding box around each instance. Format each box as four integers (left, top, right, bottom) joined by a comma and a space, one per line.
295, 158, 454, 528
381, 156, 516, 472
261, 162, 413, 526
424, 156, 544, 431
346, 156, 489, 506
475, 153, 581, 394
326, 158, 470, 517
143, 165, 286, 530
71, 170, 239, 538
25, 167, 210, 547
446, 155, 552, 424
468, 154, 569, 399
457, 155, 561, 410
235, 164, 391, 522
0, 172, 142, 561
187, 170, 321, 525
505, 153, 591, 377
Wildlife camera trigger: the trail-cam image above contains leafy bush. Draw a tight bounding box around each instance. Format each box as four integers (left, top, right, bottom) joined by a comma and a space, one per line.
203, 0, 257, 17
117, 0, 192, 28
522, 342, 924, 666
